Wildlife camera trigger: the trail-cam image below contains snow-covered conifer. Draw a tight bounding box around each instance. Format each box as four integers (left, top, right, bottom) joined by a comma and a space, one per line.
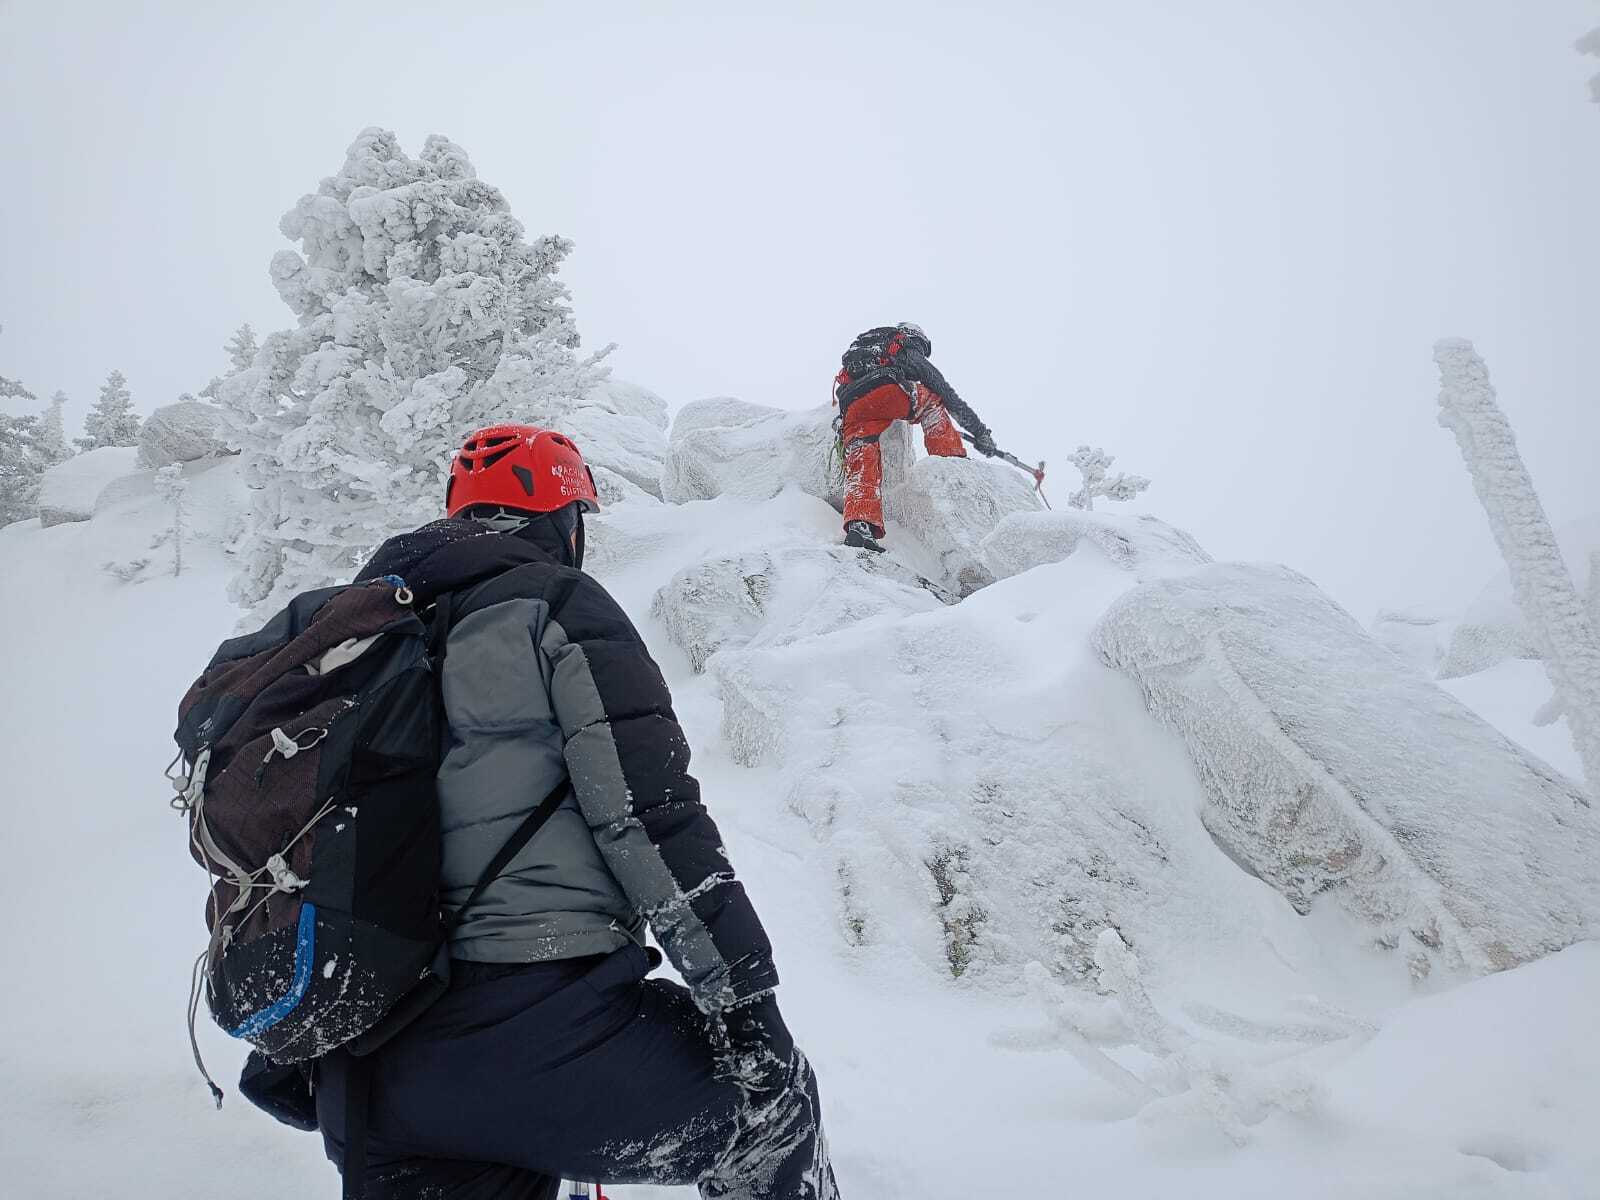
218, 128, 607, 613
0, 376, 35, 403
39, 391, 72, 465
1434, 338, 1600, 795
77, 370, 141, 450
0, 412, 47, 524
203, 324, 260, 398
224, 323, 258, 372
1066, 445, 1150, 511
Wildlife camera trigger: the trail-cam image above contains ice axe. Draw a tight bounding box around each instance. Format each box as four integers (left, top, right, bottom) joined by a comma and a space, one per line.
959, 432, 1052, 510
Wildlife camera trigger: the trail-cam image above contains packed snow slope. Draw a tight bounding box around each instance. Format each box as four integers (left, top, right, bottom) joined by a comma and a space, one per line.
2, 447, 1597, 1198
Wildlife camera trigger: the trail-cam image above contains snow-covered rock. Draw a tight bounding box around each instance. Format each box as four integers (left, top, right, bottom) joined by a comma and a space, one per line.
883, 454, 1045, 596
561, 378, 670, 499
1092, 562, 1600, 975
136, 399, 227, 468
706, 549, 1370, 994
36, 446, 141, 527
1370, 607, 1453, 676
983, 508, 1211, 583
652, 544, 947, 673
661, 398, 913, 512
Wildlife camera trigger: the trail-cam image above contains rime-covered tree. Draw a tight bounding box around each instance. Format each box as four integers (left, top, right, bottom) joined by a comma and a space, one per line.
0, 375, 34, 406
1066, 445, 1151, 511
202, 324, 260, 399
1434, 338, 1600, 796
77, 369, 141, 450
39, 391, 72, 465
1578, 26, 1600, 104
0, 412, 47, 524
153, 464, 189, 577
218, 127, 608, 614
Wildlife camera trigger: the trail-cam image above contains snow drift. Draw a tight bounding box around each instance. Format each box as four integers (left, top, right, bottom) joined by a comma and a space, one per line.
36, 445, 140, 526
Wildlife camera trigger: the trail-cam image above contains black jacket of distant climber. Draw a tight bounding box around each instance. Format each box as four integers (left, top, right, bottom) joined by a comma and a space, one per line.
834, 325, 993, 447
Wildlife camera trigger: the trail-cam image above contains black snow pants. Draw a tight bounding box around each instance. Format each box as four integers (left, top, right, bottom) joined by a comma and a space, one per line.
315, 943, 838, 1200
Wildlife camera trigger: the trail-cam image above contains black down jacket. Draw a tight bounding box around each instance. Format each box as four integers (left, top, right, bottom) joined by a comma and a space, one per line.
356, 519, 777, 1013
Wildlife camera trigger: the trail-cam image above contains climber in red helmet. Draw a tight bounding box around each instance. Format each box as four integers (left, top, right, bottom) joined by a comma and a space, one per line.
316, 424, 839, 1198
833, 323, 1000, 552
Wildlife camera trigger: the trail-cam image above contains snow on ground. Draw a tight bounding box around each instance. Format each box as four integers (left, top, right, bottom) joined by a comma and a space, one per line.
2, 469, 1598, 1198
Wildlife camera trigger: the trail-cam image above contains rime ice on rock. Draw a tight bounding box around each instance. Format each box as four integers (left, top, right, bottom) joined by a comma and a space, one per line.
559, 378, 669, 499
982, 509, 1211, 584
882, 454, 1045, 595
1092, 562, 1600, 975
651, 545, 946, 673
137, 399, 227, 468
1369, 608, 1453, 677
660, 399, 915, 512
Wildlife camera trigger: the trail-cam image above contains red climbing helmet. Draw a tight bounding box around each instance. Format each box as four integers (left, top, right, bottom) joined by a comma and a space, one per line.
445, 424, 601, 518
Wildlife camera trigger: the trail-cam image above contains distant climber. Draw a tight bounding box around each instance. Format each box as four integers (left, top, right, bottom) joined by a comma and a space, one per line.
833, 323, 998, 552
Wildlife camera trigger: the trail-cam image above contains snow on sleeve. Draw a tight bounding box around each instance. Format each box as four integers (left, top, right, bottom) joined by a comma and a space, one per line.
1092, 560, 1600, 976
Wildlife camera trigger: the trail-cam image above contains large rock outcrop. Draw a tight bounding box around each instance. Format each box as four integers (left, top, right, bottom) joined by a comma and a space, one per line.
1092, 562, 1599, 976
882, 454, 1046, 595
983, 508, 1211, 584
651, 544, 948, 673
561, 378, 669, 500
660, 398, 913, 510
136, 399, 227, 468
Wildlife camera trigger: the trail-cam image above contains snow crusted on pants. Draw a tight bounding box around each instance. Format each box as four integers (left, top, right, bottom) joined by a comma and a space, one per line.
315, 943, 838, 1199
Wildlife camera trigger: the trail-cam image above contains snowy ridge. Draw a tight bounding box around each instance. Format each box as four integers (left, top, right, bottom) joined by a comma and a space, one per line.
5, 406, 1600, 1196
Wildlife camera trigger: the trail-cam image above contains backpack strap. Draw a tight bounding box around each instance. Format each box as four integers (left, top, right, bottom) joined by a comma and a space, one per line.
445, 779, 571, 937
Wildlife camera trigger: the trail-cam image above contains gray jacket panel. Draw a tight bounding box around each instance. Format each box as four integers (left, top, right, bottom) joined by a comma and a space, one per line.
437, 596, 643, 961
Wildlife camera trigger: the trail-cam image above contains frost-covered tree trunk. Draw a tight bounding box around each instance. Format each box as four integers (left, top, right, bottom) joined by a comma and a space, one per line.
77, 369, 141, 450
40, 391, 72, 464
1433, 338, 1600, 795
153, 464, 188, 576
217, 128, 609, 615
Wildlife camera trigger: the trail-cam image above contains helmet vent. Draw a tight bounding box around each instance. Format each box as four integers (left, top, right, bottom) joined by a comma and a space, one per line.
480, 446, 516, 470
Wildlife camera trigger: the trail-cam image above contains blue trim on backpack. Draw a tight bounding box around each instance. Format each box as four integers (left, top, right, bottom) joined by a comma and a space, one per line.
227, 903, 318, 1041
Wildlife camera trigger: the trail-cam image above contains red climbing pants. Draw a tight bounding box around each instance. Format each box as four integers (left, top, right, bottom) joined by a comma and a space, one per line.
841, 382, 966, 535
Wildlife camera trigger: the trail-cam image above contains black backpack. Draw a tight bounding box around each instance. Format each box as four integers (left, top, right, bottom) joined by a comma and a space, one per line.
171, 574, 565, 1102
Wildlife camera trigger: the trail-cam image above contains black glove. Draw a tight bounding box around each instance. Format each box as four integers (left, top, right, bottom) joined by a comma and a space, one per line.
712, 993, 795, 1109
971, 429, 999, 457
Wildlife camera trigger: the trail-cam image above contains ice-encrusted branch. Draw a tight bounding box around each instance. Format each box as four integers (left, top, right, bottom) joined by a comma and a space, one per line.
1433, 338, 1600, 796
1066, 445, 1151, 512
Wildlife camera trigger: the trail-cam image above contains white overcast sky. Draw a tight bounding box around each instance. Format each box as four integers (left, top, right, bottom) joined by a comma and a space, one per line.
2, 1, 1596, 620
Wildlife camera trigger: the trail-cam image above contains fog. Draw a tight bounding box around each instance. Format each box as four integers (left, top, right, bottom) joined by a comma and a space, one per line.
3, 0, 1595, 619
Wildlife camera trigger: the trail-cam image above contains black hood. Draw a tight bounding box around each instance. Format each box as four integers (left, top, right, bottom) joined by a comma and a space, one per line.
354, 518, 556, 602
